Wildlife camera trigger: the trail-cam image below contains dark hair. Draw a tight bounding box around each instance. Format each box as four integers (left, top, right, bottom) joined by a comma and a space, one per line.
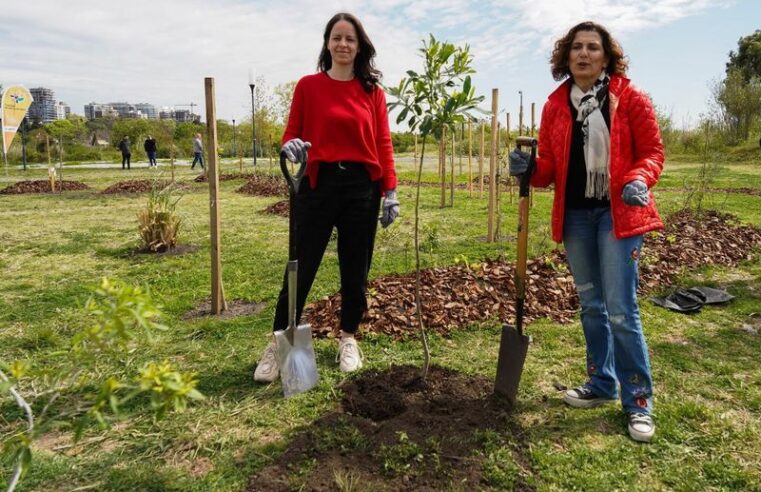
550, 21, 628, 81
317, 12, 382, 93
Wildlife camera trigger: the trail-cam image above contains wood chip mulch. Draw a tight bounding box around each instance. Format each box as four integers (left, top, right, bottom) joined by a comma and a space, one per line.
193, 172, 255, 183
304, 209, 761, 339
236, 175, 287, 197
261, 199, 289, 217
0, 180, 89, 194
101, 180, 188, 194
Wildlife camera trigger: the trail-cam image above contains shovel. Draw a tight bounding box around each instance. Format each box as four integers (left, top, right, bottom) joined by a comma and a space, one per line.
274, 151, 319, 398
494, 136, 537, 406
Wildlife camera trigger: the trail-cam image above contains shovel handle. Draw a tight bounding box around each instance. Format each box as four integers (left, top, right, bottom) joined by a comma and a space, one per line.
280, 152, 308, 262
514, 137, 537, 198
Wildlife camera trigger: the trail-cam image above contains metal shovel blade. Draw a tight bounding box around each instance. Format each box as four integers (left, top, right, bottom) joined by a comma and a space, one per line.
494, 323, 530, 407
275, 323, 319, 398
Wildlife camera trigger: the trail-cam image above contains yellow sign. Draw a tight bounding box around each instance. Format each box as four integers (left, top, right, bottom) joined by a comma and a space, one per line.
1, 85, 34, 155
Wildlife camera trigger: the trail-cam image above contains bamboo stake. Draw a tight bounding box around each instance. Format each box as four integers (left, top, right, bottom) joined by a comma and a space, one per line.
204, 77, 226, 314
531, 102, 536, 136
507, 112, 514, 204
487, 89, 498, 242
268, 133, 273, 172
458, 122, 464, 175
170, 143, 175, 181
495, 121, 502, 240
467, 120, 472, 197
414, 133, 418, 163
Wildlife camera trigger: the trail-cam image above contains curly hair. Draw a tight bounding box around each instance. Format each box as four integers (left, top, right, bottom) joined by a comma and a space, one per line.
550, 21, 628, 81
317, 13, 382, 93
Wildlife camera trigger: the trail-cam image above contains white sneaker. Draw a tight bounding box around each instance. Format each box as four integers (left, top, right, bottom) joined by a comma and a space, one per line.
254, 341, 279, 383
336, 337, 363, 373
627, 412, 655, 442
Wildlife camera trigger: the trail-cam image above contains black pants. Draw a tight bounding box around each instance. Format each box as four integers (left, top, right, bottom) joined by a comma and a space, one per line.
273, 162, 381, 334
121, 153, 131, 169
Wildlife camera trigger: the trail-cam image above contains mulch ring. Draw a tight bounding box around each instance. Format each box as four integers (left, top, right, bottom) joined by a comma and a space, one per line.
128, 244, 199, 256
182, 298, 266, 320
236, 175, 287, 197
305, 209, 761, 340
261, 199, 289, 217
101, 180, 190, 194
0, 180, 89, 194
246, 365, 533, 492
194, 172, 255, 183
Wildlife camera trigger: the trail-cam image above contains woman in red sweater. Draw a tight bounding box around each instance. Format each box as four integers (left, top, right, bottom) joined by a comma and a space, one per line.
255, 12, 398, 383
509, 22, 664, 442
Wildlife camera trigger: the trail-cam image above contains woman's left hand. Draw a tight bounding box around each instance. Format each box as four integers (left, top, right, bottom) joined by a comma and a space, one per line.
380, 190, 400, 228
622, 180, 649, 207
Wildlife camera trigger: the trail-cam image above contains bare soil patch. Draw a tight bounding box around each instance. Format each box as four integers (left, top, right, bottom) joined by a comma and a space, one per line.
305, 209, 761, 339
127, 244, 199, 256
183, 298, 266, 320
193, 172, 255, 183
247, 365, 533, 492
0, 180, 89, 194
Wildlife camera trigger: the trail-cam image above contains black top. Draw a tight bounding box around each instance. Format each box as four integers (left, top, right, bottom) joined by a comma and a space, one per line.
565, 94, 611, 209
144, 138, 157, 153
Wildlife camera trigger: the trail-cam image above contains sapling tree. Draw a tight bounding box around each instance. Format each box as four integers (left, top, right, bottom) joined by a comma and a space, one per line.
1, 278, 204, 492
386, 34, 483, 380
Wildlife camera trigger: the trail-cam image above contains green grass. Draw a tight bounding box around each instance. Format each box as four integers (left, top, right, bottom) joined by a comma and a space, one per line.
1, 157, 760, 491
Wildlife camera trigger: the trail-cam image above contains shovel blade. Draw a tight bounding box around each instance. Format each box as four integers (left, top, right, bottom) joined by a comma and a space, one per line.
494, 323, 530, 407
275, 323, 319, 398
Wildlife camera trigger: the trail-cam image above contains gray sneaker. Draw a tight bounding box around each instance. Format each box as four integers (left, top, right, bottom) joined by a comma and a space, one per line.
336, 337, 363, 373
627, 412, 655, 442
563, 385, 617, 408
254, 341, 279, 383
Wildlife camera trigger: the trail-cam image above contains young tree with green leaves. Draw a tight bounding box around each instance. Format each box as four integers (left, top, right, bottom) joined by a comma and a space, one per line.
386, 34, 484, 379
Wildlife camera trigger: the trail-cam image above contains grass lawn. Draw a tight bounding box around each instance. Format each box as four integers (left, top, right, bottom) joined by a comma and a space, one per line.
1, 156, 760, 491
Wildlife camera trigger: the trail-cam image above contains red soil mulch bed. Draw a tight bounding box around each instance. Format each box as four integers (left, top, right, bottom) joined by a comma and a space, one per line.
261, 199, 289, 217
236, 175, 287, 197
100, 179, 189, 194
246, 365, 533, 492
0, 180, 89, 194
304, 209, 761, 339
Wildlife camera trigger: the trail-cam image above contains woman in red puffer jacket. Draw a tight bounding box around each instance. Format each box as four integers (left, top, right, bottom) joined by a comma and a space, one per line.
509, 21, 664, 443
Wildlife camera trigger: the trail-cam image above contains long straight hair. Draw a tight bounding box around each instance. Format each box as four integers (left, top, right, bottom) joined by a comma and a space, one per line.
317, 12, 382, 93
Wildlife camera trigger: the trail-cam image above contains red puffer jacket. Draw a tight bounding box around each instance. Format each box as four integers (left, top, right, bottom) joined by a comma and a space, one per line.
532, 74, 665, 242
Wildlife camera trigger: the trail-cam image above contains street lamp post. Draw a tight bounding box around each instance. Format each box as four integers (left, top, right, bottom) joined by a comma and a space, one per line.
248, 69, 257, 167
232, 119, 236, 157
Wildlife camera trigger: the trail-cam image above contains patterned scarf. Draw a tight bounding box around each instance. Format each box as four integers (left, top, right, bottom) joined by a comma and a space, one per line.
570, 73, 610, 200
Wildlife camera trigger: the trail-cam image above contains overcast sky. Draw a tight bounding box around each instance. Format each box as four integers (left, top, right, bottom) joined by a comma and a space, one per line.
1, 0, 758, 130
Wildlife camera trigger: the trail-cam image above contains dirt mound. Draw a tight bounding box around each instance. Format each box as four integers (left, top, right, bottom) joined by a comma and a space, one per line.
101, 180, 187, 194
247, 365, 532, 492
236, 175, 287, 197
261, 199, 289, 217
305, 209, 761, 339
0, 180, 89, 194
193, 172, 254, 183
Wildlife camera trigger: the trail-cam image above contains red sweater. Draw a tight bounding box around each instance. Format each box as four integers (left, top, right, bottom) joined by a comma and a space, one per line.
282, 72, 397, 193
533, 75, 665, 242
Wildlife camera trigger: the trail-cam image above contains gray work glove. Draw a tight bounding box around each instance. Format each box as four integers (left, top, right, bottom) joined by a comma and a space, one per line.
282, 138, 311, 163
508, 149, 530, 176
622, 180, 649, 207
380, 189, 400, 228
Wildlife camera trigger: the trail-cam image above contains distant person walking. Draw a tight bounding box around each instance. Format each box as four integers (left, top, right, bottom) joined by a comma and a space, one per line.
191, 133, 204, 169
144, 135, 158, 168
118, 136, 131, 170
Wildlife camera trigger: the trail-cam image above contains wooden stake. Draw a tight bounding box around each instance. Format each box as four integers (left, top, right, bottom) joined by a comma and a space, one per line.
440, 126, 446, 208
205, 77, 226, 314
531, 102, 536, 136
414, 133, 418, 163
530, 102, 536, 208
507, 112, 514, 204
450, 130, 455, 207
495, 121, 502, 240
458, 122, 464, 175
170, 143, 175, 181
487, 89, 498, 242
479, 121, 485, 198
46, 134, 51, 165
268, 133, 273, 172
467, 120, 472, 197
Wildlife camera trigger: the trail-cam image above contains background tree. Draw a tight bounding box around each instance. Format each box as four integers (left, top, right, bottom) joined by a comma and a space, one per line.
387, 34, 484, 379
727, 30, 761, 82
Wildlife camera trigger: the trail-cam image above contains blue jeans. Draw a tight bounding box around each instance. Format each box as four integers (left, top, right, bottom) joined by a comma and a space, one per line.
563, 207, 653, 414
191, 152, 204, 169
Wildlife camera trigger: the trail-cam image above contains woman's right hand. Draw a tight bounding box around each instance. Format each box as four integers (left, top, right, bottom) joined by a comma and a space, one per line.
508, 149, 530, 176
282, 138, 311, 163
